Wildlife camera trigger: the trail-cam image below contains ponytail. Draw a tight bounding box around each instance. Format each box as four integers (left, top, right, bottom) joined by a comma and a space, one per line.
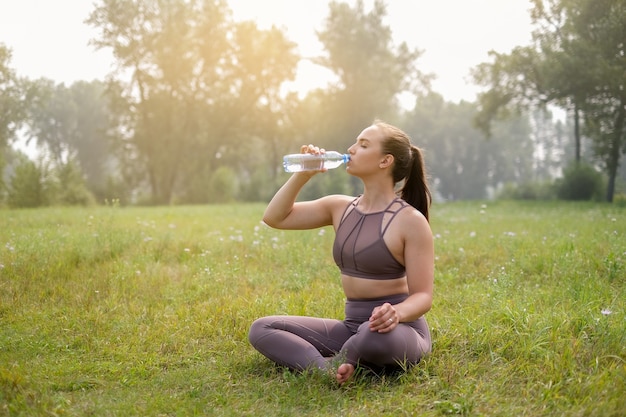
400, 145, 431, 221
375, 121, 431, 221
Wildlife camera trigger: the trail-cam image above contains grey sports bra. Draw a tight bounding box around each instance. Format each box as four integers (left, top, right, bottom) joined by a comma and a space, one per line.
332, 196, 409, 280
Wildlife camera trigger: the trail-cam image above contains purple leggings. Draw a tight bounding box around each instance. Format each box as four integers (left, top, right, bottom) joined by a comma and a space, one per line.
248, 294, 431, 372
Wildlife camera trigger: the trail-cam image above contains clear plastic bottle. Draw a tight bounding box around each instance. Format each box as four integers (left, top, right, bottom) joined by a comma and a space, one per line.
283, 151, 350, 173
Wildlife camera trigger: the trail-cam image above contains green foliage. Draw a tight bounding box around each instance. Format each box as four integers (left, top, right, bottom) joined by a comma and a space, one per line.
208, 165, 239, 203
0, 44, 28, 151
7, 157, 96, 208
239, 165, 274, 203
299, 0, 431, 197
497, 180, 556, 200
473, 0, 626, 202
101, 175, 132, 206
7, 157, 48, 208
5, 2, 624, 207
86, 0, 299, 205
555, 162, 605, 201
0, 202, 624, 416
405, 94, 539, 200
51, 161, 96, 206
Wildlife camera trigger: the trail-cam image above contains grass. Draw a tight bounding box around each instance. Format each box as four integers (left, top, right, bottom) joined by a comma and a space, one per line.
0, 200, 624, 416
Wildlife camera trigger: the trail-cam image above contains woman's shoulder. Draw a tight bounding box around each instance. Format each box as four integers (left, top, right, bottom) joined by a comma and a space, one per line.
394, 201, 430, 228
319, 194, 356, 209
316, 194, 357, 224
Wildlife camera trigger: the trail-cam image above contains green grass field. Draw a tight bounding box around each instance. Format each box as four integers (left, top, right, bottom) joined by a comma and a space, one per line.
1, 201, 624, 416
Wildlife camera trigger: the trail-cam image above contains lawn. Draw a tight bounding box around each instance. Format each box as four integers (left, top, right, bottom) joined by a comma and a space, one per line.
1, 201, 624, 416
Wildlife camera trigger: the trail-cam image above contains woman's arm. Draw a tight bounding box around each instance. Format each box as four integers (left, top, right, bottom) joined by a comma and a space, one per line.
369, 210, 434, 332
263, 168, 352, 230
396, 210, 434, 321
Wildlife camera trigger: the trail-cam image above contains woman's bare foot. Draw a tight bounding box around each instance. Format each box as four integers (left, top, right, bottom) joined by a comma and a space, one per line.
336, 363, 355, 385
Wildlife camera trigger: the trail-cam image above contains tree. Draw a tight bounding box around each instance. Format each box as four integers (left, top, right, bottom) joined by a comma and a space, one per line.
66, 80, 116, 200
472, 0, 626, 202
404, 93, 535, 200
0, 44, 31, 199
289, 0, 432, 196
87, 0, 298, 204
7, 154, 48, 208
50, 160, 96, 206
24, 79, 115, 203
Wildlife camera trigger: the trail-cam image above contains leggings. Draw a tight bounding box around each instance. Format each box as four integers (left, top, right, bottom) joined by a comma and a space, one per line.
248, 294, 431, 372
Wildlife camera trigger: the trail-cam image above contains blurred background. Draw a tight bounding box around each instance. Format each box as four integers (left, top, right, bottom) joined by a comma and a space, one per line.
0, 0, 624, 207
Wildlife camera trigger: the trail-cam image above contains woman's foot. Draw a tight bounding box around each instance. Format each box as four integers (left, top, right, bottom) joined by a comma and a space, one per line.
335, 363, 355, 385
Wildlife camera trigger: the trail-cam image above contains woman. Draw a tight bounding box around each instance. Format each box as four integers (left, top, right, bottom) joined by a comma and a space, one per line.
248, 121, 434, 385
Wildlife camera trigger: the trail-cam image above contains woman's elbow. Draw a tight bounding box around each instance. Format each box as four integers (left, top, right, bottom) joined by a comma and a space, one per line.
262, 213, 285, 229
420, 292, 433, 313
262, 215, 277, 229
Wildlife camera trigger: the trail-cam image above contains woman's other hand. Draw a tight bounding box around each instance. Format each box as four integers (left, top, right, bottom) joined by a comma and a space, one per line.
369, 303, 398, 333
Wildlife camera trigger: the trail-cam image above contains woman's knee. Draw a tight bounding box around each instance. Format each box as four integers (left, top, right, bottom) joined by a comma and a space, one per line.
248, 316, 275, 345
346, 325, 424, 365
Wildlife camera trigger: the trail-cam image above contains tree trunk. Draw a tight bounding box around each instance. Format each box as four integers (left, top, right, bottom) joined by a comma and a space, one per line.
574, 104, 581, 163
605, 98, 625, 203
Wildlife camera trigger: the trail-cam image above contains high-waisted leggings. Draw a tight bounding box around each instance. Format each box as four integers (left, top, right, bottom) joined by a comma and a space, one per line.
248, 294, 431, 372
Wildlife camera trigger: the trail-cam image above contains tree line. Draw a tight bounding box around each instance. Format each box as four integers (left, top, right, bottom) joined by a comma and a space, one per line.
1, 0, 624, 207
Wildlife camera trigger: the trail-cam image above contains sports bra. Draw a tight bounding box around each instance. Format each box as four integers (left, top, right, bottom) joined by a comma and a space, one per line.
332, 196, 409, 280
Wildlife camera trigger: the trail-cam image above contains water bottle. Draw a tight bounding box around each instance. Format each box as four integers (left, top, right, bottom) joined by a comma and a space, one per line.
283, 151, 350, 173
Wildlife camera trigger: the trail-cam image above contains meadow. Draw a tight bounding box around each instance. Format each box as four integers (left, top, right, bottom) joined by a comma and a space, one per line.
0, 201, 624, 416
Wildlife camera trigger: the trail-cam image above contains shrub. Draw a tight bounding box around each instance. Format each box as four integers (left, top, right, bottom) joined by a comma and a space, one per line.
52, 161, 96, 206
209, 166, 239, 203
7, 158, 48, 208
555, 162, 604, 201
497, 181, 555, 200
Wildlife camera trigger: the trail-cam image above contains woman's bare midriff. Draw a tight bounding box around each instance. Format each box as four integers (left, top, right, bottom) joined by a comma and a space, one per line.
341, 275, 409, 300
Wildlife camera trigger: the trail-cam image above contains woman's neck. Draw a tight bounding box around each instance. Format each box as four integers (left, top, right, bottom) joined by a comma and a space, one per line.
358, 183, 397, 213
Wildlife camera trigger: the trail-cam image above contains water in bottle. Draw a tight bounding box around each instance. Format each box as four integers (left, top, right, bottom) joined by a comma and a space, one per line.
283, 151, 350, 173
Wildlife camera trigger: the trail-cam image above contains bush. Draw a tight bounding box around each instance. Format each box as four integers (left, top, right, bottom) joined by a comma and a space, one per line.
555, 162, 604, 201
52, 161, 95, 206
209, 166, 239, 203
497, 181, 555, 200
7, 158, 48, 208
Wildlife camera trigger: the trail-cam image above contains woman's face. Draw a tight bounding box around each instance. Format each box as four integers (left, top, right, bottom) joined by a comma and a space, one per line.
346, 125, 386, 175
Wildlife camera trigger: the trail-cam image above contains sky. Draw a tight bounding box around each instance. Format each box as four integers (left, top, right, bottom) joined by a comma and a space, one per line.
0, 0, 534, 103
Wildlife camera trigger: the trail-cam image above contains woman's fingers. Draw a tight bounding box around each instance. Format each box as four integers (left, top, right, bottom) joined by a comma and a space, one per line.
299, 144, 325, 154
369, 303, 397, 333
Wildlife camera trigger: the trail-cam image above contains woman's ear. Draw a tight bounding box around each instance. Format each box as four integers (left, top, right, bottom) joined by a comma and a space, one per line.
380, 154, 394, 169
